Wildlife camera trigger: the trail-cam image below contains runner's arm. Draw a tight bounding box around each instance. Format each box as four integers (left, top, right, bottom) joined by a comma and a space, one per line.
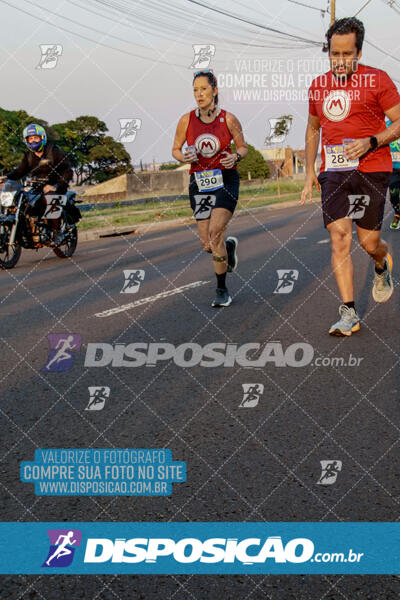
225, 112, 248, 163
345, 103, 400, 160
172, 114, 192, 163
380, 103, 400, 145
300, 114, 321, 204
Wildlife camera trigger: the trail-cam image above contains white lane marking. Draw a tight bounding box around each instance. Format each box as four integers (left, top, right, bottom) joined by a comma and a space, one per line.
94, 280, 211, 318
294, 236, 307, 240
317, 239, 330, 244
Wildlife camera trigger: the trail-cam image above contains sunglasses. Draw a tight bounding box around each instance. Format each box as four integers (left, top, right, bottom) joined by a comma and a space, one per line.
193, 69, 216, 81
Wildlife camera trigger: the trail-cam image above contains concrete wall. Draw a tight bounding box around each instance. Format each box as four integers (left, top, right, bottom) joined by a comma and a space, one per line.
127, 170, 189, 194
80, 191, 128, 203
83, 174, 128, 196
76, 169, 306, 204
77, 170, 189, 203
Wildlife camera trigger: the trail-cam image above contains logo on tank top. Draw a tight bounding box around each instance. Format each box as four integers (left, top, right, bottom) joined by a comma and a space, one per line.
322, 90, 351, 122
195, 133, 221, 157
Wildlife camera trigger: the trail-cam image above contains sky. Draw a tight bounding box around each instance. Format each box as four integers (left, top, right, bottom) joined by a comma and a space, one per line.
0, 0, 399, 165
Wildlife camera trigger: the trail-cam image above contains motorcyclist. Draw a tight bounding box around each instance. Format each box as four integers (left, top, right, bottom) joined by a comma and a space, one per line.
0, 123, 73, 244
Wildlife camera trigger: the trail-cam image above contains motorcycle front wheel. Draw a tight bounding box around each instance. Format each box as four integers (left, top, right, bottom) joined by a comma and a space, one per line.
0, 230, 21, 269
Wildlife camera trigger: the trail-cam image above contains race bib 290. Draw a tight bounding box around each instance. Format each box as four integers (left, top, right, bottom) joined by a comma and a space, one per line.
194, 169, 224, 192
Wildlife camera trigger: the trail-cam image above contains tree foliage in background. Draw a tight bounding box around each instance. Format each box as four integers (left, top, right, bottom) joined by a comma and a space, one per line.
231, 142, 270, 180
53, 116, 132, 184
0, 108, 55, 172
160, 162, 180, 170
0, 109, 132, 184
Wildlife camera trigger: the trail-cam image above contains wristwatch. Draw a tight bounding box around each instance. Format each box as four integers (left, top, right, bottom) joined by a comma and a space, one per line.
369, 136, 378, 151
235, 152, 242, 163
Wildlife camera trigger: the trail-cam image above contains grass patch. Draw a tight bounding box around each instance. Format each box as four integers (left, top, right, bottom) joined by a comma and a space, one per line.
78, 186, 319, 231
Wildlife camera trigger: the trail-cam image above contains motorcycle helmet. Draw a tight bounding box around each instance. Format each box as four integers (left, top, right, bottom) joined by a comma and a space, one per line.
23, 123, 47, 152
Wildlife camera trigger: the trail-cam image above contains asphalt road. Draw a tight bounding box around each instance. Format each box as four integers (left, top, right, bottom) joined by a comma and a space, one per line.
1, 201, 399, 599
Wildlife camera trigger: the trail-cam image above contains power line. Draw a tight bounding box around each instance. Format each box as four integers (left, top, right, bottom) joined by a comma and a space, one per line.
288, 0, 327, 14
25, 0, 165, 56
354, 0, 373, 16
92, 0, 315, 48
0, 0, 187, 67
6, 0, 400, 84
184, 0, 322, 46
92, 0, 273, 44
284, 0, 400, 74
222, 0, 325, 40
76, 0, 313, 50
365, 38, 400, 65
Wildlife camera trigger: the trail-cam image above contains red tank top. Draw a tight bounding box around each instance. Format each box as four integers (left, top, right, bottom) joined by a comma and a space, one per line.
186, 108, 236, 174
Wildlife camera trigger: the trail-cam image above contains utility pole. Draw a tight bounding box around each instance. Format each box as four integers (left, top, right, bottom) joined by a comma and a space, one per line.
330, 0, 335, 25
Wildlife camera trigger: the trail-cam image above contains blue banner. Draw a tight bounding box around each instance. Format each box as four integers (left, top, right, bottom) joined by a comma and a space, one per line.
0, 522, 399, 574
20, 449, 186, 496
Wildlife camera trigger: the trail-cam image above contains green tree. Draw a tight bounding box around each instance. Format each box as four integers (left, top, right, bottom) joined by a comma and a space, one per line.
0, 108, 54, 172
88, 136, 132, 183
53, 115, 132, 184
160, 162, 180, 170
231, 142, 270, 180
0, 110, 132, 184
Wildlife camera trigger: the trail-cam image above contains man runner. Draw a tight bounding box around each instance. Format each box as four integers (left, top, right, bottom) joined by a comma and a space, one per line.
301, 17, 400, 336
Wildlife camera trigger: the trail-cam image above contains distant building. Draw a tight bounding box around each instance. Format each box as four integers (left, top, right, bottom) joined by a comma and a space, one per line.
259, 147, 321, 178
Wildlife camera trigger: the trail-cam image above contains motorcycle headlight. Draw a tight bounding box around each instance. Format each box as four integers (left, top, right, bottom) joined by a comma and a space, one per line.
0, 191, 15, 207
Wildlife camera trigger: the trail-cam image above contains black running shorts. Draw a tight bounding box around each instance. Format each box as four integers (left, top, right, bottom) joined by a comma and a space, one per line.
318, 170, 390, 230
189, 168, 239, 221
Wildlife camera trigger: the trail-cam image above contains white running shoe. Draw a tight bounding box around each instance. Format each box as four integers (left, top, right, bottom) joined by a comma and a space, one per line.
329, 305, 360, 337
372, 253, 393, 303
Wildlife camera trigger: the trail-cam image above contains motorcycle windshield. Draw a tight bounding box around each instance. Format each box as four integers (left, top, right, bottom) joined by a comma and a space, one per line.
2, 180, 22, 193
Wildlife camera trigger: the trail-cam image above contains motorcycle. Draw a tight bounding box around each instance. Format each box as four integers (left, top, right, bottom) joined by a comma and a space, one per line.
0, 178, 82, 269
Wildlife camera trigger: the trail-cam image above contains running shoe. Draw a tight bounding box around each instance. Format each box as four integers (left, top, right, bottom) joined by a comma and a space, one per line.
372, 253, 394, 303
390, 214, 400, 230
211, 287, 232, 307
226, 236, 238, 272
329, 305, 360, 337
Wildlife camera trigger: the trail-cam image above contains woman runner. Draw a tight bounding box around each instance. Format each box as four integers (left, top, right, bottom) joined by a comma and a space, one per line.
172, 70, 247, 307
